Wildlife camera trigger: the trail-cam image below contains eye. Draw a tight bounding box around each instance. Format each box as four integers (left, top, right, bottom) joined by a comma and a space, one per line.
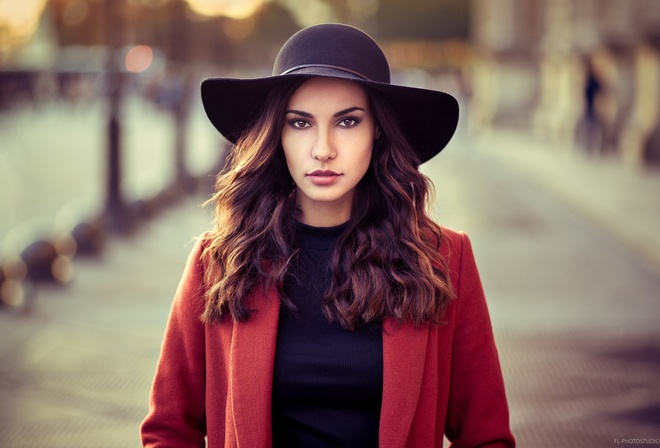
288, 119, 310, 129
338, 117, 361, 127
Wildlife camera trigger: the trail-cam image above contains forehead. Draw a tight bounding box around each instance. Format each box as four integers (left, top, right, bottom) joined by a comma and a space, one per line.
287, 77, 369, 108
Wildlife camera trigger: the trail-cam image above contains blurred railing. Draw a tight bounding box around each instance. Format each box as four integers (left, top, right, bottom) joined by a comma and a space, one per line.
0, 69, 226, 311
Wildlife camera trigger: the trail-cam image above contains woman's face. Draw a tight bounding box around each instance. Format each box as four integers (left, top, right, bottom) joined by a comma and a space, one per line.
281, 77, 377, 227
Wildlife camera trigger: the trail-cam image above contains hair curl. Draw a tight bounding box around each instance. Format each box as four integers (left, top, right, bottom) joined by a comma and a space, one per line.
201, 78, 454, 329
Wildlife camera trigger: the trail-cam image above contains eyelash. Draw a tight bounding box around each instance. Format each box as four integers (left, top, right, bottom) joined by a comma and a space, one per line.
286, 117, 362, 129
288, 119, 309, 129
338, 117, 361, 127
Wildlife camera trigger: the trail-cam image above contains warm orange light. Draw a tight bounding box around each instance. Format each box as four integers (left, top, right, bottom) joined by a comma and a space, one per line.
0, 0, 48, 51
185, 0, 265, 19
125, 45, 154, 73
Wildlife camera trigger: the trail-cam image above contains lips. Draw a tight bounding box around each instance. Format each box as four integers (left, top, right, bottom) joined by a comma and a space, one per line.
306, 169, 342, 186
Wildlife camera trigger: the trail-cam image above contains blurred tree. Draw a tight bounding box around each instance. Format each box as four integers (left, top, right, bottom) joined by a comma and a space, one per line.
312, 0, 379, 24
50, 0, 107, 46
128, 1, 172, 51
43, 0, 469, 70
375, 0, 470, 40
251, 1, 300, 48
191, 15, 237, 67
270, 0, 468, 41
166, 0, 190, 64
170, 1, 299, 73
230, 1, 300, 71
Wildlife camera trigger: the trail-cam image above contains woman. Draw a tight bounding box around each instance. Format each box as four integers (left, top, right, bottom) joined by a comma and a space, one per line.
141, 23, 515, 447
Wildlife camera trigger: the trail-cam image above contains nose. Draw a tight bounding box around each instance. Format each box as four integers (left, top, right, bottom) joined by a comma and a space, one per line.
311, 128, 336, 161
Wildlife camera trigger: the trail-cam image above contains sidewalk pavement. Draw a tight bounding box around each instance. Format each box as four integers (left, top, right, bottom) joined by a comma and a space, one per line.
464, 130, 660, 447
0, 195, 214, 447
474, 129, 660, 277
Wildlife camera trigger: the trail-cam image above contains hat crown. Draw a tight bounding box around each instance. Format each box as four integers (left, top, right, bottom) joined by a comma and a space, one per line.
272, 23, 390, 84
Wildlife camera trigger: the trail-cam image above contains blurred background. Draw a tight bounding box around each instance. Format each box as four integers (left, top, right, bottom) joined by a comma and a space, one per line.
1, 0, 660, 447
2, 0, 660, 305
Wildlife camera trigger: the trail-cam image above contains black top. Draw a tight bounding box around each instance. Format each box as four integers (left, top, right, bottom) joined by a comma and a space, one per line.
272, 223, 383, 447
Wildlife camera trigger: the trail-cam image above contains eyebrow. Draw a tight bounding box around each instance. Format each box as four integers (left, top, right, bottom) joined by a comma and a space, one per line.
285, 106, 366, 118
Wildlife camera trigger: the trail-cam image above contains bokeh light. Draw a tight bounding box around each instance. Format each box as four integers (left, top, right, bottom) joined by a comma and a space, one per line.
125, 44, 154, 73
184, 0, 266, 19
0, 0, 48, 52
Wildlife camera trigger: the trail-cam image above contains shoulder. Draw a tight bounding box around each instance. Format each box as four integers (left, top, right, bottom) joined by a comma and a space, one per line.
438, 226, 467, 247
188, 231, 215, 266
422, 225, 473, 278
438, 226, 470, 260
175, 231, 215, 296
437, 226, 481, 289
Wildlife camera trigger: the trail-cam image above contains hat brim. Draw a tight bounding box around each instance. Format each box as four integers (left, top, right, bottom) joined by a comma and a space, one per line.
201, 71, 459, 164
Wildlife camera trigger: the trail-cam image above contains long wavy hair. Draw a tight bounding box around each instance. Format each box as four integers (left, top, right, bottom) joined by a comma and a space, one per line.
201, 77, 454, 330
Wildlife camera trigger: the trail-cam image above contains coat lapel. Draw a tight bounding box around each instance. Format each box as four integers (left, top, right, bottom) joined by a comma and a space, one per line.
229, 285, 280, 447
379, 319, 430, 448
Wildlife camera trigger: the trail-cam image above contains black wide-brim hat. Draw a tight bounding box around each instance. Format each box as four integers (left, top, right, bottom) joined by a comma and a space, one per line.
201, 23, 459, 164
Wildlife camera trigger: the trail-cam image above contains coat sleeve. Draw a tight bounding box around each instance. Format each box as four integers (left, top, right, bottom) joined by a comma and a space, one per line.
444, 232, 515, 447
140, 237, 209, 447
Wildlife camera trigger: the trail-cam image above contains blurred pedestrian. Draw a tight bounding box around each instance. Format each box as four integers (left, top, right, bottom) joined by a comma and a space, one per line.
141, 23, 514, 448
577, 54, 606, 155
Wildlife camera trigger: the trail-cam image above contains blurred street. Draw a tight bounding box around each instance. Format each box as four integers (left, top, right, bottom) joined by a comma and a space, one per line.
0, 96, 221, 240
2, 1, 659, 447
0, 113, 659, 447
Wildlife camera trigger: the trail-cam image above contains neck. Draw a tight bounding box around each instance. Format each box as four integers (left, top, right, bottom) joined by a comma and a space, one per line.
296, 198, 351, 228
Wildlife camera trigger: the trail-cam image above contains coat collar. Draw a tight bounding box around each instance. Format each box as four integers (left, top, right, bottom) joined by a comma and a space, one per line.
228, 287, 430, 447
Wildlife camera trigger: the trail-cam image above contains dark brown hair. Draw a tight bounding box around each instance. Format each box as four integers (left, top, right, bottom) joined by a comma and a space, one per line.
201, 78, 454, 329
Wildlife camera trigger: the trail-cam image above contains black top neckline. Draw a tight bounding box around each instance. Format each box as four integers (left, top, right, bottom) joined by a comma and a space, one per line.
296, 221, 348, 250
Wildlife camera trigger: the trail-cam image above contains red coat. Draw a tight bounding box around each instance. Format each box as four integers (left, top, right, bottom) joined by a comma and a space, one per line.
141, 228, 515, 447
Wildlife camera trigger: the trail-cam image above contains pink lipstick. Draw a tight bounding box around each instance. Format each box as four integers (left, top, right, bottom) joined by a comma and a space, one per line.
306, 169, 342, 186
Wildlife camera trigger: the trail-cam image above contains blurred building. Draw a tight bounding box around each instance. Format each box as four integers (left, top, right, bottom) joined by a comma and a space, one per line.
470, 0, 660, 166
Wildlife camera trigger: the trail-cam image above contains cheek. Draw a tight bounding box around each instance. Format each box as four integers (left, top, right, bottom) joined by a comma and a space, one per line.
282, 148, 297, 174
354, 137, 374, 168
281, 133, 297, 164
359, 150, 373, 176
281, 130, 309, 158
349, 147, 373, 183
281, 143, 305, 176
